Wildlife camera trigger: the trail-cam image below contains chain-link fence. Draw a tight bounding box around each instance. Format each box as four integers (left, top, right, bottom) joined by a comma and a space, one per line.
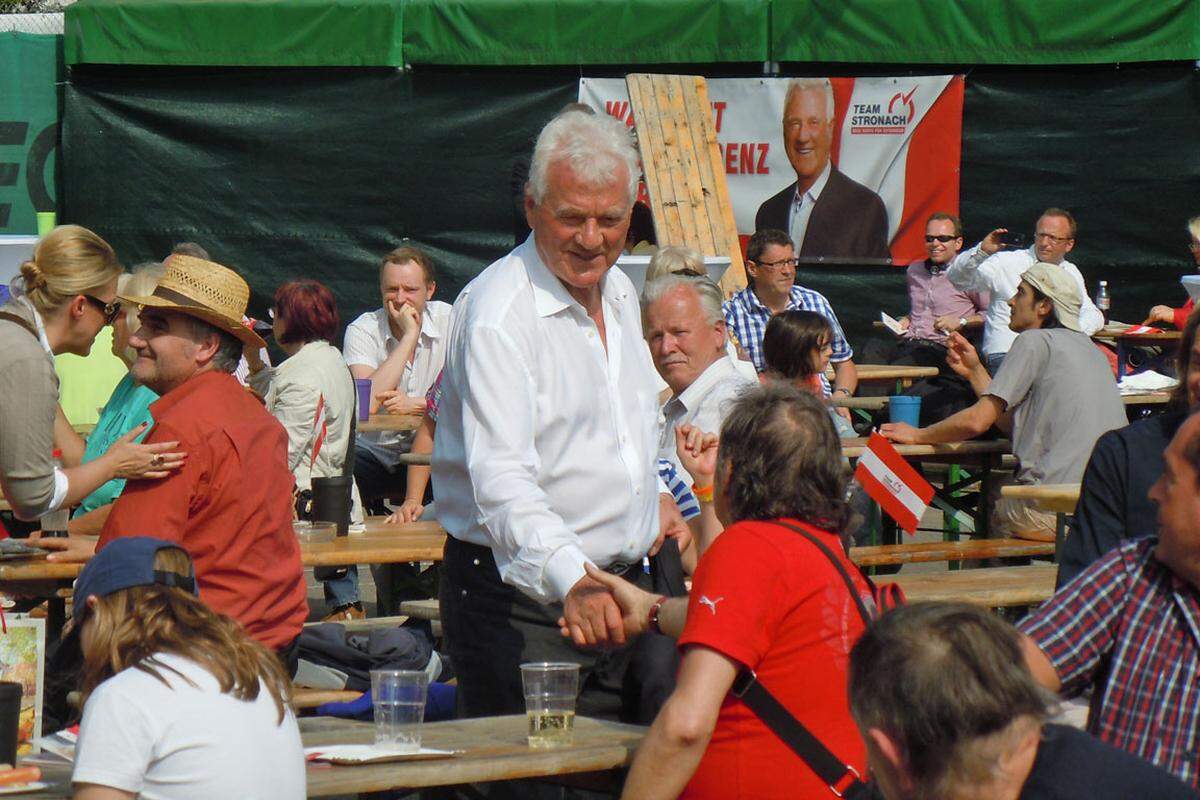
0, 0, 71, 34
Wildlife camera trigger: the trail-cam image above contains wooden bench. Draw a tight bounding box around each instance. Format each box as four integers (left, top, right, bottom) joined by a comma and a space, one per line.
849, 538, 1054, 567
880, 563, 1057, 607
290, 688, 363, 710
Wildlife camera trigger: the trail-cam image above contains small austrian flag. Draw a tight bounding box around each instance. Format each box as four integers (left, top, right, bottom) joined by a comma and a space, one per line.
854, 432, 935, 534
310, 393, 328, 468
1122, 325, 1162, 336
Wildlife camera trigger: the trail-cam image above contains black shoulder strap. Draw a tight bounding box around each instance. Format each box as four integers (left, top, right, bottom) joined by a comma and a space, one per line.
343, 366, 358, 478
771, 520, 876, 626
729, 520, 879, 799
0, 311, 39, 341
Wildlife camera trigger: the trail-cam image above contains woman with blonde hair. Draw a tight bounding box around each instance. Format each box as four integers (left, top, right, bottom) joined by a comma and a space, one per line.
0, 226, 182, 523
71, 536, 304, 799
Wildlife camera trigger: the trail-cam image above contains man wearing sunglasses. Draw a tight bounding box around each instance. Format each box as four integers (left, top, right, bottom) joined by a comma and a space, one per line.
946, 207, 1105, 373
865, 212, 988, 371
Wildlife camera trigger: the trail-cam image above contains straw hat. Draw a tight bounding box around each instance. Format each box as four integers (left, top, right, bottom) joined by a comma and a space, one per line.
120, 254, 266, 350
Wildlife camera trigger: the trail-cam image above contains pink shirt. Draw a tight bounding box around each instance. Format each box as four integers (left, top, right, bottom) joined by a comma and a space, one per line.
905, 258, 988, 343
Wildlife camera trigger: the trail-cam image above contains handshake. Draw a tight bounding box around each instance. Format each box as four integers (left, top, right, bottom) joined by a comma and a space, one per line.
556, 563, 680, 648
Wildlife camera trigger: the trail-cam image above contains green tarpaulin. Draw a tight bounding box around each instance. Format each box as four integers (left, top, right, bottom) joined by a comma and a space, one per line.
64, 0, 1200, 68
0, 32, 61, 233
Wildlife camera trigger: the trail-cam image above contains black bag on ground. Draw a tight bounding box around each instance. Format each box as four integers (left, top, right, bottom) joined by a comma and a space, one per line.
298, 623, 432, 692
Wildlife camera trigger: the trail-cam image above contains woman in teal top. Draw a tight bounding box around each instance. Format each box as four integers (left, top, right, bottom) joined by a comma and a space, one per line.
55, 264, 162, 532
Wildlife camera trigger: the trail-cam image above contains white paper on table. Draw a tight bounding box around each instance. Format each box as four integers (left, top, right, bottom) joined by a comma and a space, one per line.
304, 744, 457, 765
880, 312, 906, 337
1117, 370, 1179, 394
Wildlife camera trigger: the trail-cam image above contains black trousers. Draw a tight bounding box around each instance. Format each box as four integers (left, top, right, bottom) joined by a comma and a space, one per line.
440, 537, 677, 725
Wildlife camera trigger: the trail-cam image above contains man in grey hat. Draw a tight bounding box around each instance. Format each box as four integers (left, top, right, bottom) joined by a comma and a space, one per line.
882, 262, 1126, 540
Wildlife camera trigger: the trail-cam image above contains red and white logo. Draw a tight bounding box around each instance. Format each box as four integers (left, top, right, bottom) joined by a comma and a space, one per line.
849, 87, 917, 135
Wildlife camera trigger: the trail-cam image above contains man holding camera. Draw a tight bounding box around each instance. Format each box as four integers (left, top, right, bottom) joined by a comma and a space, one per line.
946, 207, 1104, 373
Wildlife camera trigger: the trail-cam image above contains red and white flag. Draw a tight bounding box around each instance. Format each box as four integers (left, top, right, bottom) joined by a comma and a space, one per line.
854, 432, 935, 534
1122, 325, 1162, 335
309, 393, 328, 469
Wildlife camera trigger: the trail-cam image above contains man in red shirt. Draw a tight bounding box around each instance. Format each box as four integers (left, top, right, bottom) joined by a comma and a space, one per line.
42, 255, 307, 666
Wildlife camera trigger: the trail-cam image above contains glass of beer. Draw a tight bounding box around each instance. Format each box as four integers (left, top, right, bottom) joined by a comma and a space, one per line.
520, 662, 579, 748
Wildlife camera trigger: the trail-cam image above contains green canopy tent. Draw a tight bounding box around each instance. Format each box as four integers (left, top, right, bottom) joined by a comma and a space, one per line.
51, 0, 1200, 341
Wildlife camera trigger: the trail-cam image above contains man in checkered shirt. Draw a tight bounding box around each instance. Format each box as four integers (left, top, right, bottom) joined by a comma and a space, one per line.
723, 229, 858, 420
1020, 411, 1200, 788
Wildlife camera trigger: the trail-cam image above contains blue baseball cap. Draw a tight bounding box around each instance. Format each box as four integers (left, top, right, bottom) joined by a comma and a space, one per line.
72, 537, 197, 624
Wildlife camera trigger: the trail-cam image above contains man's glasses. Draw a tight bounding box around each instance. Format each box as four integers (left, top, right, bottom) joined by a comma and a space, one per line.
756, 257, 799, 270
1034, 232, 1073, 245
924, 235, 958, 243
84, 295, 121, 325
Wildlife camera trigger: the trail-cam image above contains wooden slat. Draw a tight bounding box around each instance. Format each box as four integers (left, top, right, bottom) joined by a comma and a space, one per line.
880, 564, 1057, 607
850, 539, 1054, 567
291, 688, 363, 710
627, 72, 747, 292
998, 483, 1080, 514
842, 438, 1011, 460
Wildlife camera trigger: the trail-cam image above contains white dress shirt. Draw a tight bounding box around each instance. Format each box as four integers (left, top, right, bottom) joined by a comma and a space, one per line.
946, 244, 1104, 357
342, 302, 450, 466
788, 160, 832, 251
432, 237, 663, 604
657, 356, 755, 486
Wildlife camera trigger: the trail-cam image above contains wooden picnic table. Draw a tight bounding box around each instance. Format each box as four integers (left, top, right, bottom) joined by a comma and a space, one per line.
358, 413, 423, 433
998, 483, 1080, 515
880, 563, 1057, 607
827, 364, 938, 389
832, 392, 1169, 411
1093, 327, 1182, 380
29, 714, 646, 798
0, 518, 448, 583
841, 437, 1010, 460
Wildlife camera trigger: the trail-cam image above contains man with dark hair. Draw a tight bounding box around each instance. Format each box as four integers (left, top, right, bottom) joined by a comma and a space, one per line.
1060, 310, 1200, 586
947, 207, 1105, 373
1021, 410, 1200, 789
723, 228, 858, 414
851, 602, 1194, 800
754, 78, 890, 262
342, 244, 450, 618
883, 262, 1125, 541
40, 255, 308, 666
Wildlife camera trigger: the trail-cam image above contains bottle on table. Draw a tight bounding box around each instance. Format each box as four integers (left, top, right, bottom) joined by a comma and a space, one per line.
38, 449, 69, 538
1095, 281, 1111, 323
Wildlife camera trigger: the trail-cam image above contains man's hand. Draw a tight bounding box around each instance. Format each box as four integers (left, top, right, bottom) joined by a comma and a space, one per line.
675, 425, 718, 487
385, 298, 421, 341
1144, 305, 1175, 326
561, 572, 626, 648
386, 499, 424, 524
558, 563, 655, 642
34, 536, 98, 563
650, 493, 692, 557
835, 406, 854, 423
980, 228, 1007, 255
945, 331, 981, 379
880, 422, 921, 445
377, 390, 425, 416
934, 314, 963, 334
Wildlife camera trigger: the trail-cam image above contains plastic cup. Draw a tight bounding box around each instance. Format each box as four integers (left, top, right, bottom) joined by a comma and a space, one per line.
889, 395, 922, 427
371, 669, 428, 752
35, 212, 56, 237
354, 378, 372, 422
520, 662, 579, 748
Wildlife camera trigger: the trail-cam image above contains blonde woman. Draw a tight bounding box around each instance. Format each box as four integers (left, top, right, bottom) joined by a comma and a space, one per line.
0, 226, 182, 522
71, 536, 304, 800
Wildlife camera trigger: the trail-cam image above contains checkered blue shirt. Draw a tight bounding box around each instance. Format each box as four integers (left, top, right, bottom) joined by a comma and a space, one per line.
1019, 538, 1200, 787
723, 285, 853, 393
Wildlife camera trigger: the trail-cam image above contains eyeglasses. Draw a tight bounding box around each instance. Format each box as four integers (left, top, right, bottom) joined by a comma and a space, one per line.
1034, 232, 1073, 245
84, 295, 121, 325
756, 257, 799, 270
924, 234, 959, 243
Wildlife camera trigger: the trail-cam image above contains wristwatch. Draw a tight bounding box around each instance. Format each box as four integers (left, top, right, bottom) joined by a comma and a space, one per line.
647, 596, 667, 635
833, 387, 852, 397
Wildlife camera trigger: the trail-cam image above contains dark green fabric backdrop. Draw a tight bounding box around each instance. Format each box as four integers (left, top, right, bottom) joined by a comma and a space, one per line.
63, 62, 1200, 350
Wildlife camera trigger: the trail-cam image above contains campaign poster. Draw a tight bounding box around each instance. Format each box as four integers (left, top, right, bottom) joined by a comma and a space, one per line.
579, 76, 964, 266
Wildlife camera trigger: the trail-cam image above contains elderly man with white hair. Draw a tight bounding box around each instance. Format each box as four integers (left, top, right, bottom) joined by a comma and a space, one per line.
432, 109, 688, 721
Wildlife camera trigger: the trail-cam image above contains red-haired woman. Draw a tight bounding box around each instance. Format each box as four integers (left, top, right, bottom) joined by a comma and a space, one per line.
248, 280, 363, 620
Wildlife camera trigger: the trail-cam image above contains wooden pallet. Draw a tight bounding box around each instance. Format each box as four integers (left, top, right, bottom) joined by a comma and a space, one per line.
626, 72, 747, 294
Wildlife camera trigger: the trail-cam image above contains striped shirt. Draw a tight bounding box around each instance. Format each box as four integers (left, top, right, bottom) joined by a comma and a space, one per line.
658, 459, 700, 520
1019, 539, 1200, 787
722, 285, 853, 394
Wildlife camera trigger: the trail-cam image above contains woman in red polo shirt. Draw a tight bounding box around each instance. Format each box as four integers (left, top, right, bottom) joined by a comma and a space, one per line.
586, 383, 871, 799
1144, 215, 1200, 329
